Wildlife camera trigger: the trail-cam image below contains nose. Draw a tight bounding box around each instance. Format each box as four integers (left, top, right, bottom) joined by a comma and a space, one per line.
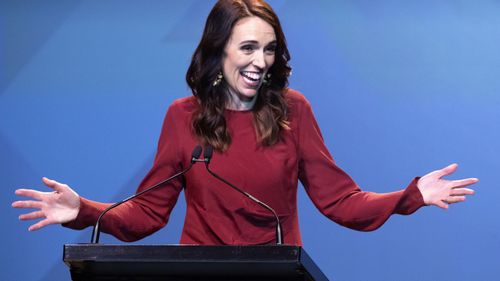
252, 51, 266, 70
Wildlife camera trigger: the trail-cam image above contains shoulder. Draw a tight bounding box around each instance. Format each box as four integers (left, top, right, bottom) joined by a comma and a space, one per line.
158, 96, 198, 141
160, 96, 198, 129
166, 96, 198, 117
284, 88, 309, 105
283, 88, 313, 120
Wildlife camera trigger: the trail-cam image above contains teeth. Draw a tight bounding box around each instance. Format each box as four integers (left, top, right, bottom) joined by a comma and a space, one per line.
241, 71, 261, 81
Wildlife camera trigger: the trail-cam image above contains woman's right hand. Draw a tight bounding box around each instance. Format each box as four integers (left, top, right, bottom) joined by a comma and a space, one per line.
12, 177, 80, 231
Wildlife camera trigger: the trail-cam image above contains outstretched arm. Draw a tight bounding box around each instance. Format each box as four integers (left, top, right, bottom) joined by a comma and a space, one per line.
12, 104, 187, 242
417, 163, 477, 209
293, 92, 478, 231
12, 177, 80, 231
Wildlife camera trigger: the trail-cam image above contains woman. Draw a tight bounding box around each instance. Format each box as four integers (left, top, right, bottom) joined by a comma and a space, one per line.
12, 0, 477, 245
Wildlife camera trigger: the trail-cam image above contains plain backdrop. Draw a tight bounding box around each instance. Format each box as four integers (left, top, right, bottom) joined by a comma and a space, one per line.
1, 1, 499, 280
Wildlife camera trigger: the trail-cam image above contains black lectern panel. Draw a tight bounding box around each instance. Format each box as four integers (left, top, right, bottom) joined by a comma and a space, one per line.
63, 244, 330, 281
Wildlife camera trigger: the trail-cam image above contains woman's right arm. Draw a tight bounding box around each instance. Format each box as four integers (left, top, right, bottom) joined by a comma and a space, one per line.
12, 102, 186, 240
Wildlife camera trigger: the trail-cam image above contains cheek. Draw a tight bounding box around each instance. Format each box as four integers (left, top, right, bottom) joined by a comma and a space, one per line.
266, 56, 275, 69
223, 55, 246, 76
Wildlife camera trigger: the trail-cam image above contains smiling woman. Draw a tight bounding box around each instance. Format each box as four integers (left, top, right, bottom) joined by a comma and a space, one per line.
186, 0, 291, 152
222, 16, 277, 107
12, 0, 477, 248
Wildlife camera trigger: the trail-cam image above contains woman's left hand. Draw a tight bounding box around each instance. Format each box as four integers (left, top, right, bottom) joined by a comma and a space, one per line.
417, 163, 477, 209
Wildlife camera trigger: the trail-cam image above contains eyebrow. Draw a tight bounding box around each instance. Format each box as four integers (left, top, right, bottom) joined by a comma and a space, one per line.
239, 40, 277, 46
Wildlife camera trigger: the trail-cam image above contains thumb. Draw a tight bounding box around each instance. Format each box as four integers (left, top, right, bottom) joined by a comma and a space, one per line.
42, 177, 65, 192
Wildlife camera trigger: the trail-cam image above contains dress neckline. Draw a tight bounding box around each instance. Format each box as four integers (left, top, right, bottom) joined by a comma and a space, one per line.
224, 108, 253, 114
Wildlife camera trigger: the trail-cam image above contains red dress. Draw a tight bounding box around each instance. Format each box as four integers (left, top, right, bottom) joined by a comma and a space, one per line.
64, 89, 425, 245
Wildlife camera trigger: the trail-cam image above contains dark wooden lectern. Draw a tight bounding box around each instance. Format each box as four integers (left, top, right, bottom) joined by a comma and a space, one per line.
63, 244, 329, 281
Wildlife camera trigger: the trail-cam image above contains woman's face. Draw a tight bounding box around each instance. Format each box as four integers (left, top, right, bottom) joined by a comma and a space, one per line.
222, 16, 277, 103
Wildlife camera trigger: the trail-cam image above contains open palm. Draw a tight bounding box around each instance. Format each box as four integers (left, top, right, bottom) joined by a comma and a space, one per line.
417, 163, 477, 209
12, 177, 80, 231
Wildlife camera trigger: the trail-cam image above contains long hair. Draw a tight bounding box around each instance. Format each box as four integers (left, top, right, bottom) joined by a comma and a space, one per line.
186, 0, 292, 151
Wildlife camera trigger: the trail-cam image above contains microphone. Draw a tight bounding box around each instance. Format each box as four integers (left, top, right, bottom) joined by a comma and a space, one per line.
202, 145, 284, 245
90, 145, 203, 243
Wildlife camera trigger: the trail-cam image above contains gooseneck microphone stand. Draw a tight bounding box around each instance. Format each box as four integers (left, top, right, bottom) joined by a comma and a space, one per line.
202, 145, 284, 245
90, 145, 202, 244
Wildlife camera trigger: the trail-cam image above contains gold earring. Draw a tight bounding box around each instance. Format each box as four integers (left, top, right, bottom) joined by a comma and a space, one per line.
213, 72, 223, 86
263, 73, 272, 85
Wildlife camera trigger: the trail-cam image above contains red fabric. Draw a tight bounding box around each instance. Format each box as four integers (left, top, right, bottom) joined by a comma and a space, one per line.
64, 89, 425, 245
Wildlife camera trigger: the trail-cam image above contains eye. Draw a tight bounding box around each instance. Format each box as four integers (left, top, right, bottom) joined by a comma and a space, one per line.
241, 45, 254, 52
265, 44, 277, 54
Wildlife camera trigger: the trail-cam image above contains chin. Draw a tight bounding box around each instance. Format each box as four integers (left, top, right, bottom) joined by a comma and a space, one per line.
231, 84, 257, 97
238, 89, 259, 100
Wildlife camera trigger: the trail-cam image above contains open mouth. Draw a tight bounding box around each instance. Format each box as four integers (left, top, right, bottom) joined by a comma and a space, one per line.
241, 71, 262, 85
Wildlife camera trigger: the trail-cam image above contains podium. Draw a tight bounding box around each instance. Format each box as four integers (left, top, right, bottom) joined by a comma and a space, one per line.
63, 244, 329, 281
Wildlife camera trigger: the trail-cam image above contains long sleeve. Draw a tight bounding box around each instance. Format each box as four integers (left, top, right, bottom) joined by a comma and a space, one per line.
294, 94, 425, 231
64, 90, 425, 245
63, 103, 184, 241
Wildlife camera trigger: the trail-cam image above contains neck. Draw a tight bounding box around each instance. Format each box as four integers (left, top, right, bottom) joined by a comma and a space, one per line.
226, 90, 257, 111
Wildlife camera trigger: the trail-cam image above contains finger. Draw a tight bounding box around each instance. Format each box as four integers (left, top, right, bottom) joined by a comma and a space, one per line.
436, 163, 458, 178
451, 178, 479, 188
11, 200, 43, 209
28, 219, 53, 231
436, 200, 449, 209
19, 211, 45, 220
42, 177, 66, 192
444, 196, 466, 204
450, 188, 475, 196
14, 189, 45, 200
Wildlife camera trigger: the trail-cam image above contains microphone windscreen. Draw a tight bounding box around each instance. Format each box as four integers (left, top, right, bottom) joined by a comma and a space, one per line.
204, 145, 214, 159
192, 145, 202, 159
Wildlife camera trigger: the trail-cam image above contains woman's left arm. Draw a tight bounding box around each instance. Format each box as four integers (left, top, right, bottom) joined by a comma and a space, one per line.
290, 90, 478, 231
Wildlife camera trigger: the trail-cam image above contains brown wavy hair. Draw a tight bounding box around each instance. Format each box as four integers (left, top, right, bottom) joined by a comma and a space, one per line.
186, 0, 292, 151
